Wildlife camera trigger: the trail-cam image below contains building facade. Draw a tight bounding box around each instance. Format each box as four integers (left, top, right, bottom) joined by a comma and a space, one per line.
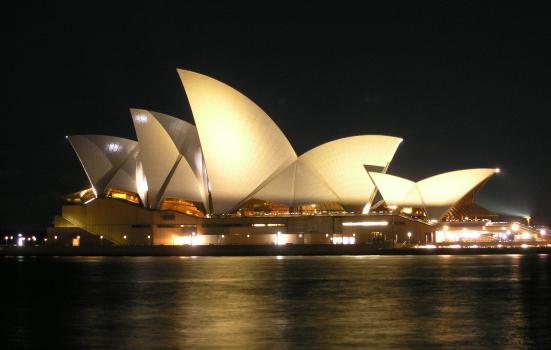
47, 69, 547, 247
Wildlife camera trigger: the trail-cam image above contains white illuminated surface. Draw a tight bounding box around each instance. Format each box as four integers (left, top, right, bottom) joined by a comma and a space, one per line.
134, 114, 148, 123
275, 231, 285, 245
342, 221, 388, 227
106, 143, 122, 153
369, 168, 498, 219
178, 69, 297, 214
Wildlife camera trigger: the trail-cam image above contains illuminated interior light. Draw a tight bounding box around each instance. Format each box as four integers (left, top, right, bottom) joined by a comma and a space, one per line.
459, 231, 480, 239
276, 231, 285, 245
173, 235, 190, 245
342, 221, 388, 227
511, 223, 520, 231
253, 224, 266, 227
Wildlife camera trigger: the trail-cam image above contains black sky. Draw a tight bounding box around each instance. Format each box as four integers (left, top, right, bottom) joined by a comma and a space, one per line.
2, 2, 550, 231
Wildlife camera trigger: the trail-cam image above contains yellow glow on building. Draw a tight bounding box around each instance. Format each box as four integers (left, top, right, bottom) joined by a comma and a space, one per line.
342, 221, 388, 227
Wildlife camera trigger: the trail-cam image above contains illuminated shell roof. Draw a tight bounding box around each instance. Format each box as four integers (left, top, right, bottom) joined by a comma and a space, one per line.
67, 135, 139, 196
130, 109, 205, 209
368, 168, 499, 219
68, 70, 500, 217
251, 135, 402, 209
178, 69, 297, 214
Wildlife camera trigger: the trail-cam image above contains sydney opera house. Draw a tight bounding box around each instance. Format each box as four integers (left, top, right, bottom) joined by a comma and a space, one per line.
47, 70, 546, 247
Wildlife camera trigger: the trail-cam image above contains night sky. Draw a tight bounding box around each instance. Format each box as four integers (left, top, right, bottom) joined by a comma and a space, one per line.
2, 3, 550, 231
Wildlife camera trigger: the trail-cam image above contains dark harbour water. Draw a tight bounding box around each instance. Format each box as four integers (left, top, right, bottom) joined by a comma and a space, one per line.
2, 255, 550, 349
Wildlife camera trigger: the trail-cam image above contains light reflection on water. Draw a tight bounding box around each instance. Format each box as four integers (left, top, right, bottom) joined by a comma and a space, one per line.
2, 255, 550, 349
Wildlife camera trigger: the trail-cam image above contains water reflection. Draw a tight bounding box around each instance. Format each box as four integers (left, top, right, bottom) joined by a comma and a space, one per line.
2, 255, 550, 349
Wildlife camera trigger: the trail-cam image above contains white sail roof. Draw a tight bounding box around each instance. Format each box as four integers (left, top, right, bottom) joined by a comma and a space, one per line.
367, 172, 423, 207
130, 109, 204, 209
178, 69, 297, 213
298, 135, 402, 209
67, 135, 139, 196
250, 135, 402, 210
368, 168, 499, 219
69, 70, 502, 219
